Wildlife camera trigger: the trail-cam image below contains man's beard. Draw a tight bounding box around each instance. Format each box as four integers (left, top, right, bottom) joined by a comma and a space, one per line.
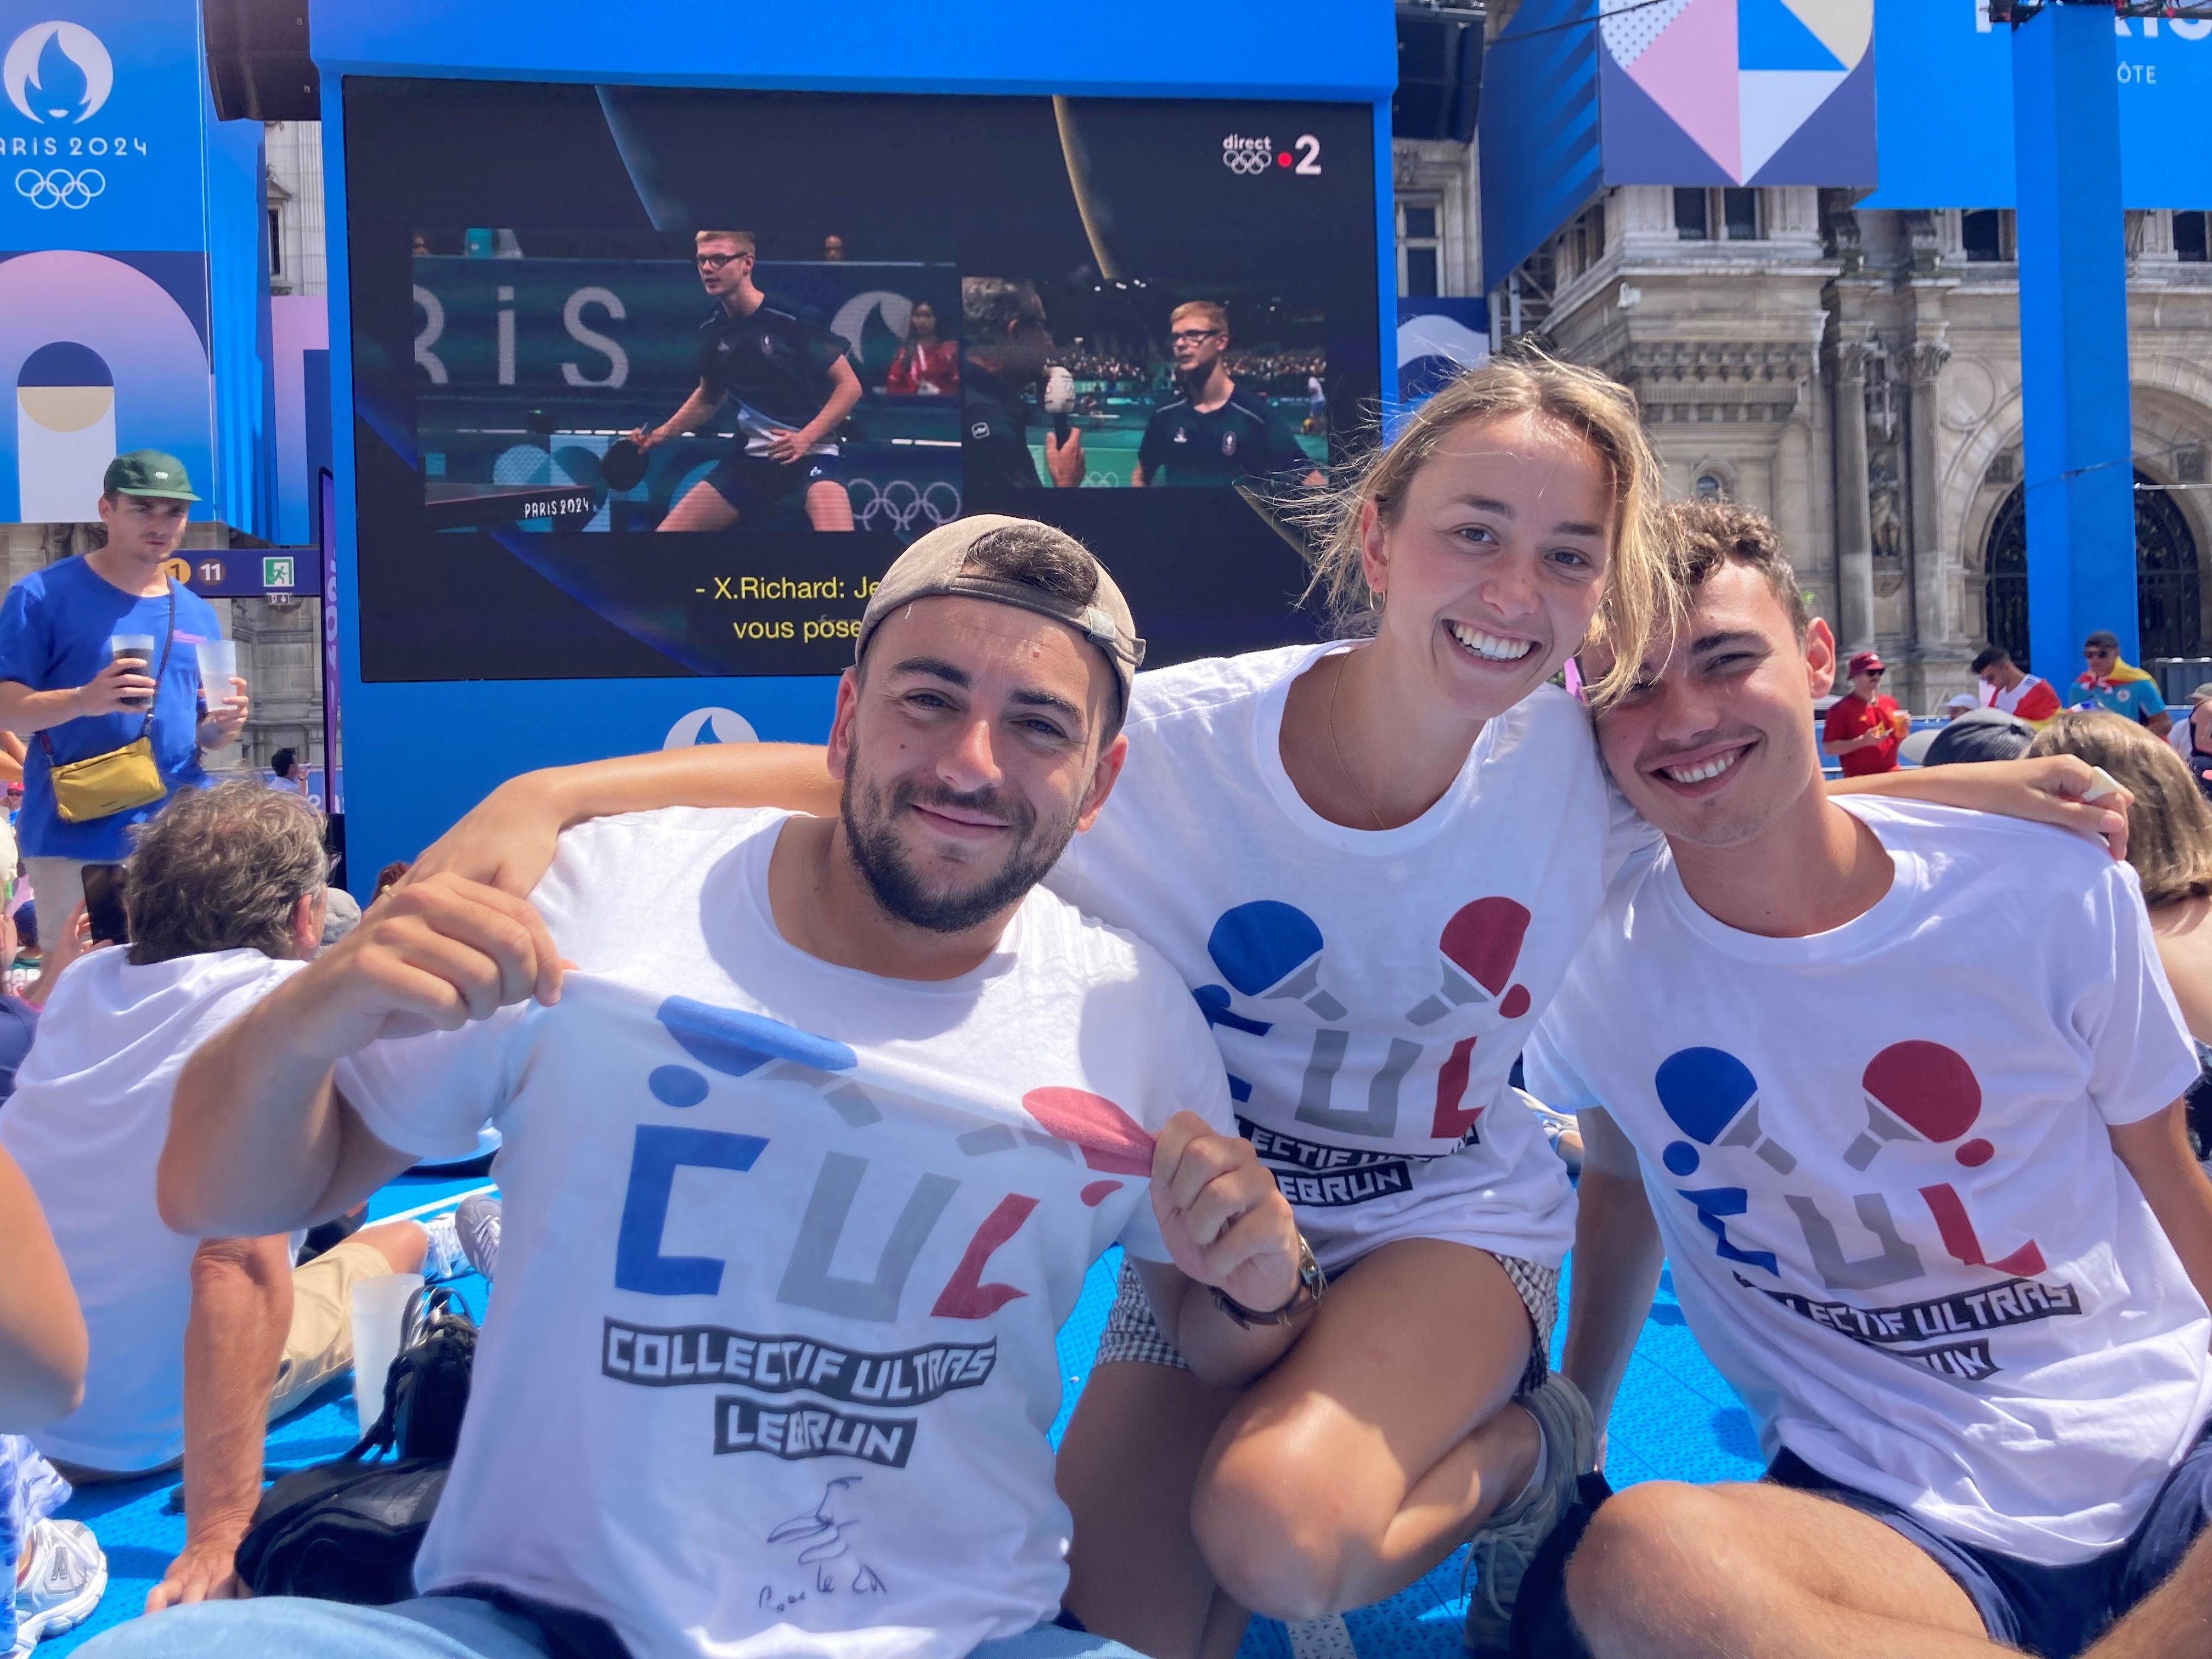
840, 758, 1080, 935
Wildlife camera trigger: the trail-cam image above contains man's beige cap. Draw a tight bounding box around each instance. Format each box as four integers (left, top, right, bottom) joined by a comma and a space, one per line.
856, 515, 1146, 708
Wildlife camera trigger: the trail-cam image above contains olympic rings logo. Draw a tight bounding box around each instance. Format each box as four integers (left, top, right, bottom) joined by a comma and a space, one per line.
848, 478, 962, 538
1222, 149, 1268, 176
14, 167, 104, 209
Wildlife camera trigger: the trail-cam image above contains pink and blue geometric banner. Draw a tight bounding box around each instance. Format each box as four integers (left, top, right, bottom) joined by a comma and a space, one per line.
1595, 0, 1875, 188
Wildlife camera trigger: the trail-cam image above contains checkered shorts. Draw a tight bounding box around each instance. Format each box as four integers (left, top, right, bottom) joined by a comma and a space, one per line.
1097, 1249, 1559, 1395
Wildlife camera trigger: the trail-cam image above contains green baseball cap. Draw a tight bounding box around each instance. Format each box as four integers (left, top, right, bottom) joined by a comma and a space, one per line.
101, 450, 199, 501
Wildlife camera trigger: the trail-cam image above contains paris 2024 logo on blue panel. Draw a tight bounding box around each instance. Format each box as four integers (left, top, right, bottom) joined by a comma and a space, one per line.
1, 4, 207, 248
3, 22, 112, 127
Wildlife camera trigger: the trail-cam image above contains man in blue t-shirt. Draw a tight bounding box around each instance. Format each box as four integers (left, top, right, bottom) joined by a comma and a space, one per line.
0, 452, 249, 926
2072, 628, 2172, 738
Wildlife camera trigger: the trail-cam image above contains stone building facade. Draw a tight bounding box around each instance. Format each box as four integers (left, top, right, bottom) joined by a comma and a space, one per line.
1509, 188, 2212, 712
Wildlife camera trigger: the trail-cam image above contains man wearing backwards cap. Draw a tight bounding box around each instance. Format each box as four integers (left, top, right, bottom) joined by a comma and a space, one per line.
1820, 650, 1905, 778
135, 517, 1311, 1659
0, 451, 250, 926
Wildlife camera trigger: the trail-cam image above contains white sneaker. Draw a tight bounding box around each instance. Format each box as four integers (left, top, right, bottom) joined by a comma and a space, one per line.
417, 1213, 469, 1284
454, 1193, 502, 1283
11, 1517, 105, 1656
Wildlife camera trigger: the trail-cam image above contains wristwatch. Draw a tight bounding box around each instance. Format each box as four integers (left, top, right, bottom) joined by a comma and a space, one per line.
1210, 1234, 1327, 1328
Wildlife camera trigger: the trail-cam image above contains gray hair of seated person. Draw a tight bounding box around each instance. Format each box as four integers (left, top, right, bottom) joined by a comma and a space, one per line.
125, 780, 327, 965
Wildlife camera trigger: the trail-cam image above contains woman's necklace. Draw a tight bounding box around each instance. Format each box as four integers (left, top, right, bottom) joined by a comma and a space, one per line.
1327, 652, 1390, 832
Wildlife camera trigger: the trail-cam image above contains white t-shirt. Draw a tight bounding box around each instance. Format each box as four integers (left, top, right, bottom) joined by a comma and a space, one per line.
0, 948, 304, 1471
1526, 798, 2211, 1564
1048, 645, 1603, 1272
332, 808, 1232, 1659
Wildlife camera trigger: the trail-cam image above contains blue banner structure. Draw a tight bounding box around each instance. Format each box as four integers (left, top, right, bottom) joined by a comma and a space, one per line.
1480, 0, 2212, 290
1865, 0, 2212, 210
2012, 5, 2138, 675
0, 3, 271, 532
311, 0, 1397, 889
1397, 296, 1491, 404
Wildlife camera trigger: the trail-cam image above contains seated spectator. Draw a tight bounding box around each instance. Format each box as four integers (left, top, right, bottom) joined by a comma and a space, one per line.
883, 300, 959, 397
2171, 686, 2212, 801
12, 901, 93, 1014
0, 782, 462, 1613
1899, 707, 2037, 769
2028, 710, 2212, 1170
112, 519, 1305, 1659
1540, 503, 2212, 1659
1, 1133, 97, 1656
0, 909, 39, 1106
318, 888, 362, 951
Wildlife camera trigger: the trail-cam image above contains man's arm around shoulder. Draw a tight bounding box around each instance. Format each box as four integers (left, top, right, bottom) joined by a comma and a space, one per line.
160, 875, 566, 1238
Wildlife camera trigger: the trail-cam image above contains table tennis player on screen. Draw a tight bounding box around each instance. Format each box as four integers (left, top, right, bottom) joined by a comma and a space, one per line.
627, 230, 863, 533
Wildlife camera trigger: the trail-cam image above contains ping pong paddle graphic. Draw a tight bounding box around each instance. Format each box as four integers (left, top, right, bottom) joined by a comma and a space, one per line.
656, 996, 857, 1076
1851, 1041, 1996, 1170
1205, 901, 1347, 1020
1407, 898, 1533, 1025
1653, 1046, 1797, 1178
1022, 1088, 1154, 1175
1854, 1042, 2042, 1276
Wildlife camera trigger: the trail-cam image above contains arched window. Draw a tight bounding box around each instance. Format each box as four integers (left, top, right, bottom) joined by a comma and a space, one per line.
1981, 471, 2202, 668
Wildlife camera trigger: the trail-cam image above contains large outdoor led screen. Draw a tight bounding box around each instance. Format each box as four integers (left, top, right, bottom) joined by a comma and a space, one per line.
343, 80, 1380, 680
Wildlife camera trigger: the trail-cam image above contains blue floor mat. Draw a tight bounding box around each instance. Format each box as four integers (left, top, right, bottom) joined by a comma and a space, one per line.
50, 1192, 1750, 1658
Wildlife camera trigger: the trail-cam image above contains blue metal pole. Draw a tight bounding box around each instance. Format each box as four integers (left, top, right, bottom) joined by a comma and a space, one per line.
2011, 2, 2137, 676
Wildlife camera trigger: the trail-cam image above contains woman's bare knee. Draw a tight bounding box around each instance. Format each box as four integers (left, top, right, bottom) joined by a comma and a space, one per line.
1193, 1441, 1366, 1620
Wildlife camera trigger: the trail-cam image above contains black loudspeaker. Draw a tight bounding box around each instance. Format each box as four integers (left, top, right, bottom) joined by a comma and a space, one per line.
1392, 3, 1485, 146
204, 0, 318, 123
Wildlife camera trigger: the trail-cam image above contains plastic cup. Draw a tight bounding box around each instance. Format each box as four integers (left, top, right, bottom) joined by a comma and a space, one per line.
194, 639, 238, 712
348, 1271, 423, 1433
109, 634, 156, 710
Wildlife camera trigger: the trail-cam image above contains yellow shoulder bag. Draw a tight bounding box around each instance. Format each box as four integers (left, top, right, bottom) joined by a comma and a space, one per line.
43, 586, 174, 824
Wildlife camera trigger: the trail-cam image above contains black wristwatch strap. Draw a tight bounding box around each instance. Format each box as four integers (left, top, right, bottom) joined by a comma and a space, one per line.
1210, 1234, 1327, 1329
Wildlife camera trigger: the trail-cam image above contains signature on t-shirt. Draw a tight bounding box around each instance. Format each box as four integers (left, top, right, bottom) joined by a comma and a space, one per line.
760, 1478, 887, 1613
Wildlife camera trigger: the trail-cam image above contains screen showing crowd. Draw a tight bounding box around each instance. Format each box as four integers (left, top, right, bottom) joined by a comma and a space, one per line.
350, 82, 1379, 680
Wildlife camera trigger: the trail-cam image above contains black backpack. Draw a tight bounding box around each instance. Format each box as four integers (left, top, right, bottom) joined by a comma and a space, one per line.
235, 1285, 477, 1603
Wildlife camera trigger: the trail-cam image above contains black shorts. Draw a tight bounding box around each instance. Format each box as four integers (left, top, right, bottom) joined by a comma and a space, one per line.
1768, 1426, 2212, 1659
699, 451, 842, 518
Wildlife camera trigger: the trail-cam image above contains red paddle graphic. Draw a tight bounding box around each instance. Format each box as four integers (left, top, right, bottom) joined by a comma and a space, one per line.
1022, 1088, 1155, 1175
1407, 898, 1533, 1026
1850, 1041, 1997, 1170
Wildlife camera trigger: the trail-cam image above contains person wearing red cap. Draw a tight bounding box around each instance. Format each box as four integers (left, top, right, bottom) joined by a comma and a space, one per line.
1821, 651, 1906, 777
